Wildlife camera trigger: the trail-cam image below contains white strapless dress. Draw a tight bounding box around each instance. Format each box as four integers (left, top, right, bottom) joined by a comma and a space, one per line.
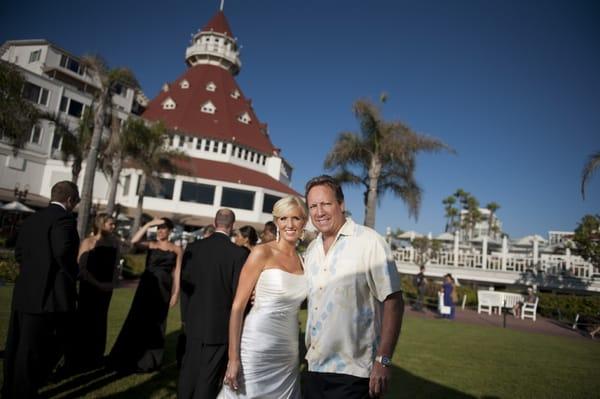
218, 268, 307, 399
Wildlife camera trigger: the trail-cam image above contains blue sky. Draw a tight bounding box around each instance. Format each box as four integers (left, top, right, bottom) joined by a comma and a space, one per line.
2, 0, 599, 237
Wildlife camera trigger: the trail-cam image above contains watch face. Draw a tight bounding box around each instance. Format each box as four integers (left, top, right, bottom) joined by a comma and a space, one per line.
382, 356, 392, 366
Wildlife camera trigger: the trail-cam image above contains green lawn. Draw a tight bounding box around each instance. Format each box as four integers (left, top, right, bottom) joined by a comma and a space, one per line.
1, 286, 599, 398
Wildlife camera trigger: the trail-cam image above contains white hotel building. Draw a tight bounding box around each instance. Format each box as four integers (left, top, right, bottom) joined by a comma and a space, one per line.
0, 10, 298, 229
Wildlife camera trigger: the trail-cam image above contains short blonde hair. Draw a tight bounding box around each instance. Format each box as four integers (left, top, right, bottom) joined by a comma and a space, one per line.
272, 196, 308, 221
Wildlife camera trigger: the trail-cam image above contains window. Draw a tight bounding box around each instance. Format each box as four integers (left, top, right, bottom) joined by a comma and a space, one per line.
59, 96, 68, 112
221, 187, 255, 211
201, 100, 216, 114
204, 140, 210, 151
180, 80, 190, 89
206, 82, 216, 92
230, 89, 240, 99
169, 135, 176, 147
22, 82, 49, 106
51, 132, 62, 150
162, 98, 176, 110
212, 142, 219, 152
180, 182, 215, 204
144, 178, 175, 199
60, 54, 84, 75
196, 139, 203, 150
221, 143, 227, 154
122, 175, 131, 196
29, 50, 41, 63
67, 99, 84, 118
262, 194, 282, 213
238, 112, 251, 124
30, 125, 43, 144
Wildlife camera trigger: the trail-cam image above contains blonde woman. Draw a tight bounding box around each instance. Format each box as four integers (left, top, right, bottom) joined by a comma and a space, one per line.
219, 196, 308, 398
69, 213, 119, 370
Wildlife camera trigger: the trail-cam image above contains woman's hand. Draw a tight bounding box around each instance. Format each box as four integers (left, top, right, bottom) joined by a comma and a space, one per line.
169, 293, 178, 308
147, 218, 164, 227
223, 359, 241, 390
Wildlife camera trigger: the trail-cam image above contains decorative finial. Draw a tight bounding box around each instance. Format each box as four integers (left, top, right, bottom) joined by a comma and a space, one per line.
220, 0, 225, 11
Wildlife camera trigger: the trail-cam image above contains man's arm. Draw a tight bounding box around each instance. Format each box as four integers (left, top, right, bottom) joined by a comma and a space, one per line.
370, 291, 404, 398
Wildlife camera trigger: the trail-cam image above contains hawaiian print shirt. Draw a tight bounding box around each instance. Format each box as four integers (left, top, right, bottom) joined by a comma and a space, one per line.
304, 218, 401, 378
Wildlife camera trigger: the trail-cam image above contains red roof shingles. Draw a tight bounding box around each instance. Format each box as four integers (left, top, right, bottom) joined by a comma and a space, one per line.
175, 158, 298, 196
202, 11, 234, 37
142, 65, 276, 154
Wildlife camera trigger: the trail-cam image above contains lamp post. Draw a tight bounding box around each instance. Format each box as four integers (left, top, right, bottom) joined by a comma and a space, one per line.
14, 183, 29, 203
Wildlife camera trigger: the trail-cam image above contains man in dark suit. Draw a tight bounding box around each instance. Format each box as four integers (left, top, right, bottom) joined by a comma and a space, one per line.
178, 208, 248, 399
2, 180, 81, 398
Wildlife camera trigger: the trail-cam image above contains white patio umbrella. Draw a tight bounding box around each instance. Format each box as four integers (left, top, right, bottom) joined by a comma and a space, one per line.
515, 234, 547, 246
397, 230, 424, 240
435, 232, 455, 241
1, 201, 35, 213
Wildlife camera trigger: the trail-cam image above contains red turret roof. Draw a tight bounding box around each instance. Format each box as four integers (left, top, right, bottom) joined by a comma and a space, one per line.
202, 11, 234, 37
142, 64, 276, 154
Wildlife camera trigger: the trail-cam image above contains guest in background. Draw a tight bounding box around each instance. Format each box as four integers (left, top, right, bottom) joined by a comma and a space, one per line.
260, 221, 277, 243
2, 181, 80, 398
234, 225, 258, 252
202, 224, 215, 239
69, 213, 119, 371
414, 265, 427, 311
441, 274, 456, 319
108, 217, 182, 373
513, 287, 537, 318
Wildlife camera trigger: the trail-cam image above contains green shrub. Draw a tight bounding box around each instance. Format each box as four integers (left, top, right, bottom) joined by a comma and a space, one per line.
0, 253, 19, 283
537, 292, 600, 321
121, 253, 146, 279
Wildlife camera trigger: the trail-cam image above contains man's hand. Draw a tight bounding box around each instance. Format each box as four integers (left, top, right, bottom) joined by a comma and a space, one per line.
369, 361, 391, 398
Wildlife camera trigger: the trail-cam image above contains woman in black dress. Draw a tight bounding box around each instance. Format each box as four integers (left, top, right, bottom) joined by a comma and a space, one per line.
69, 213, 119, 370
108, 218, 182, 373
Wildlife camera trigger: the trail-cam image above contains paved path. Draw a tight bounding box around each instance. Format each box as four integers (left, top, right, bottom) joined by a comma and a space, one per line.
404, 305, 595, 340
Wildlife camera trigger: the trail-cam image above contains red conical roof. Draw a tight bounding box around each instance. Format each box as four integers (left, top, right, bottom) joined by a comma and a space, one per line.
202, 11, 234, 37
142, 64, 276, 154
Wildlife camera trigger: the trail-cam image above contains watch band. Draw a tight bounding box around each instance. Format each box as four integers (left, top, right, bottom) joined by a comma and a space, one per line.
375, 355, 391, 367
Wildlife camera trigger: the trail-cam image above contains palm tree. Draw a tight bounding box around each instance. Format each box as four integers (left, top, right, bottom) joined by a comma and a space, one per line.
48, 108, 95, 183
0, 61, 42, 154
76, 55, 139, 237
324, 97, 453, 228
442, 196, 457, 232
485, 202, 500, 239
128, 120, 188, 234
581, 151, 600, 200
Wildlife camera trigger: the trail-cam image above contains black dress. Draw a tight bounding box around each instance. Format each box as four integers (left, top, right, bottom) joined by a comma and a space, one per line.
71, 244, 118, 369
108, 248, 176, 372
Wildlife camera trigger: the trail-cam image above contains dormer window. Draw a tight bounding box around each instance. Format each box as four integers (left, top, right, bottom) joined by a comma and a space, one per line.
238, 112, 251, 124
201, 100, 216, 114
230, 89, 240, 99
180, 79, 190, 89
162, 97, 176, 110
162, 83, 169, 92
206, 82, 216, 92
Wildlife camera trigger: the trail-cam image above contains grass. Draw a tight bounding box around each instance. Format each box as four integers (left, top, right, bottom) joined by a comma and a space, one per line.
1, 285, 599, 398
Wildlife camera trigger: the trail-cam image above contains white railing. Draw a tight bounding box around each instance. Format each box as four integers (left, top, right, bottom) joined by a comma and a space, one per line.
394, 247, 596, 278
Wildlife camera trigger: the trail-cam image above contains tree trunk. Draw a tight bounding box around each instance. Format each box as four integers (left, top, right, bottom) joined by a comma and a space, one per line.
77, 95, 107, 237
105, 156, 122, 216
364, 156, 382, 228
131, 174, 146, 236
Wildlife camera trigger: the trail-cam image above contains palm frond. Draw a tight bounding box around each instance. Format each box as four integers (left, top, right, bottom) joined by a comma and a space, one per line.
581, 150, 600, 199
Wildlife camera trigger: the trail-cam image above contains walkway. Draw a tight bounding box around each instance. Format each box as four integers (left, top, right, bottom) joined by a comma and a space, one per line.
404, 305, 594, 340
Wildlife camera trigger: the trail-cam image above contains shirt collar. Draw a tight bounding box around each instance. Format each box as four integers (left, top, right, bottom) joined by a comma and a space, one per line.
50, 201, 66, 211
316, 217, 355, 248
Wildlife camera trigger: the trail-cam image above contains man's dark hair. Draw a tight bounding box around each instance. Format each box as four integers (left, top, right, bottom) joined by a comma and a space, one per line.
160, 217, 174, 230
50, 181, 79, 203
215, 208, 235, 229
305, 175, 344, 203
263, 221, 277, 235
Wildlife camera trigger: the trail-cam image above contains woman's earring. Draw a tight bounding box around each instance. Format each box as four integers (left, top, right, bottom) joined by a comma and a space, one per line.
276, 228, 280, 242
300, 229, 305, 241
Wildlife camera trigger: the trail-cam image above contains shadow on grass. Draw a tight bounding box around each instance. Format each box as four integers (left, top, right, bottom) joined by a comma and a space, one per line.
388, 366, 487, 399
39, 329, 182, 398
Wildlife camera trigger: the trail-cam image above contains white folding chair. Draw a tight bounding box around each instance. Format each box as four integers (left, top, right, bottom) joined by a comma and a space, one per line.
521, 297, 539, 321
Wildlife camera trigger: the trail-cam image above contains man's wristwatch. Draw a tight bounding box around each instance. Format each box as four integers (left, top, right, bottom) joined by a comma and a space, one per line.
375, 355, 392, 367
